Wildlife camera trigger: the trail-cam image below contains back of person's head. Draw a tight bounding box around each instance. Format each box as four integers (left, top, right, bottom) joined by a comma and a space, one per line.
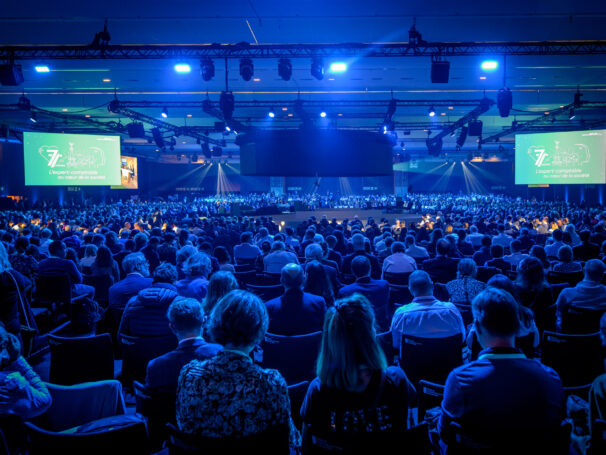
167, 297, 205, 339
405, 235, 415, 246
240, 231, 253, 244
122, 252, 149, 276
199, 242, 213, 254
470, 225, 478, 234
557, 245, 573, 262
521, 228, 529, 236
40, 228, 52, 240
94, 245, 113, 268
472, 288, 521, 339
270, 241, 285, 252
203, 271, 239, 315
530, 245, 548, 265
153, 262, 178, 284
457, 258, 477, 279
436, 238, 449, 256
124, 239, 136, 252
580, 230, 591, 243
92, 234, 106, 247
390, 241, 405, 255
490, 244, 504, 259
260, 241, 271, 254
497, 224, 505, 233
183, 252, 211, 278
84, 244, 98, 258
213, 246, 231, 264
177, 245, 197, 266
408, 270, 433, 297
326, 235, 337, 248
510, 239, 521, 253
351, 255, 371, 278
316, 293, 387, 392
457, 229, 467, 241
516, 257, 546, 292
14, 236, 28, 253
585, 259, 606, 283
481, 235, 491, 248
208, 290, 268, 349
281, 263, 304, 290
351, 233, 366, 251
304, 260, 332, 297
48, 240, 66, 258
0, 243, 11, 273
259, 227, 269, 238
552, 229, 563, 241
305, 243, 323, 261
487, 274, 519, 302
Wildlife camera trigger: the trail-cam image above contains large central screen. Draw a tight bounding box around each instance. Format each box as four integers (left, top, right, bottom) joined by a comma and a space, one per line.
515, 129, 606, 184
24, 132, 121, 186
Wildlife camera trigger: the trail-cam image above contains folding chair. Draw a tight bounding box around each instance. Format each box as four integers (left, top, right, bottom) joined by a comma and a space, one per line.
261, 331, 322, 384
399, 333, 463, 384
49, 333, 114, 385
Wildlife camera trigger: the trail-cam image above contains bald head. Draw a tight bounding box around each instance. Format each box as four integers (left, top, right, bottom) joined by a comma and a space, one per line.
281, 263, 304, 290
585, 259, 606, 283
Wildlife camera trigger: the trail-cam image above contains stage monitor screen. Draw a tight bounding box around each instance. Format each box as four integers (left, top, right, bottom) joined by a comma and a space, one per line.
238, 129, 394, 176
515, 129, 606, 185
111, 156, 138, 189
24, 132, 121, 186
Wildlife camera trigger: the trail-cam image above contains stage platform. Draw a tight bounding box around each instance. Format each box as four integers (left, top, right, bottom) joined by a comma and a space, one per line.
270, 209, 422, 228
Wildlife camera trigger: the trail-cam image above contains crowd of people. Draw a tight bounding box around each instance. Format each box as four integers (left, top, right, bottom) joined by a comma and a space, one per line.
1, 191, 606, 453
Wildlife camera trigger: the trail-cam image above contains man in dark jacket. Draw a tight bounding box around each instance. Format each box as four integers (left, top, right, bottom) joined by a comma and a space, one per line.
422, 239, 459, 284
341, 234, 382, 279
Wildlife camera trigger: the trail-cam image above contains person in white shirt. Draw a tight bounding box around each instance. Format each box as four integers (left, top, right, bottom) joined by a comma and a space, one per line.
544, 229, 565, 258
263, 241, 298, 273
491, 224, 513, 249
503, 239, 530, 268
382, 242, 417, 276
404, 235, 429, 259
467, 225, 484, 249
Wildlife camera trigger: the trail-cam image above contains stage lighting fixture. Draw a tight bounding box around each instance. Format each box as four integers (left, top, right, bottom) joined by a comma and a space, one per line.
219, 91, 235, 121
0, 64, 24, 86
278, 58, 292, 81
311, 57, 324, 80
212, 146, 223, 157
268, 109, 275, 118
428, 106, 436, 117
481, 60, 498, 70
497, 88, 512, 117
468, 120, 483, 137
456, 126, 468, 148
329, 62, 347, 73
151, 127, 165, 148
569, 109, 576, 120
240, 58, 254, 81
320, 111, 327, 118
200, 57, 215, 81
126, 122, 145, 139
29, 111, 37, 123
430, 60, 450, 83
202, 140, 212, 159
174, 63, 191, 73
161, 107, 168, 118
426, 137, 443, 156
34, 65, 50, 73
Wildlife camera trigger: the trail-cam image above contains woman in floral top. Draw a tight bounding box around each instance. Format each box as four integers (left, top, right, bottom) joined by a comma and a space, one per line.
176, 289, 299, 447
446, 258, 486, 305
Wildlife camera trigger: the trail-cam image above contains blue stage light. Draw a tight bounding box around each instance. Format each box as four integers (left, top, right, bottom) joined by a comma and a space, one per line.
481, 60, 498, 71
174, 63, 191, 73
320, 111, 327, 118
34, 65, 50, 73
161, 107, 168, 118
329, 62, 347, 73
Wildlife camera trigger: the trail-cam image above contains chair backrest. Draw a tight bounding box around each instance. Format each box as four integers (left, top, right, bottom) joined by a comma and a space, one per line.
23, 419, 150, 455
232, 270, 256, 287
561, 306, 606, 335
261, 331, 322, 384
34, 274, 72, 305
547, 271, 584, 287
376, 330, 395, 365
245, 283, 284, 301
287, 381, 310, 430
49, 333, 114, 385
417, 380, 445, 424
399, 333, 463, 384
166, 422, 289, 455
120, 334, 178, 386
541, 331, 604, 387
234, 264, 255, 273
590, 419, 606, 455
453, 303, 473, 326
388, 284, 413, 306
383, 271, 412, 286
82, 274, 114, 305
261, 272, 282, 285
133, 381, 175, 450
476, 266, 500, 283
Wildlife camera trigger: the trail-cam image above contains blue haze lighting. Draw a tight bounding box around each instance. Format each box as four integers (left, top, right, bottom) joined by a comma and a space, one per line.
481, 60, 498, 70
329, 62, 347, 73
34, 65, 50, 73
174, 63, 191, 73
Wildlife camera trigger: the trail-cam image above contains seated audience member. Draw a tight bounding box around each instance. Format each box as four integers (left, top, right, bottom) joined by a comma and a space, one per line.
472, 235, 492, 267
573, 230, 600, 262
38, 240, 95, 299
439, 288, 565, 452
338, 256, 390, 330
588, 313, 606, 424
9, 236, 38, 280
0, 243, 32, 336
213, 246, 235, 272
514, 257, 554, 335
140, 236, 161, 273
518, 228, 536, 253
176, 245, 197, 279
545, 228, 565, 259
109, 252, 153, 311
300, 294, 416, 450
341, 234, 381, 280
202, 271, 239, 317
255, 227, 274, 248
565, 224, 581, 246
114, 239, 136, 277
176, 253, 211, 301
552, 245, 582, 273
284, 227, 300, 252
422, 239, 459, 284
382, 241, 416, 276
555, 259, 606, 330
456, 229, 475, 256
404, 235, 429, 260
390, 270, 465, 349
0, 326, 51, 419
485, 244, 511, 274
177, 290, 299, 446
158, 234, 178, 265
118, 262, 180, 338
303, 243, 340, 290
445, 234, 463, 258
303, 260, 336, 307
466, 226, 484, 249
503, 239, 530, 268
145, 297, 222, 393
491, 224, 513, 248
80, 244, 98, 271
198, 242, 220, 274
446, 258, 486, 305
426, 229, 443, 256
89, 245, 120, 283
104, 231, 124, 255
325, 235, 343, 270
265, 263, 327, 335
264, 241, 298, 274
530, 244, 551, 270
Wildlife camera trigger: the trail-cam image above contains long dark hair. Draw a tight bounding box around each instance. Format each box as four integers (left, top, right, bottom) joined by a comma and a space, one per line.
94, 245, 113, 268
303, 261, 334, 305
